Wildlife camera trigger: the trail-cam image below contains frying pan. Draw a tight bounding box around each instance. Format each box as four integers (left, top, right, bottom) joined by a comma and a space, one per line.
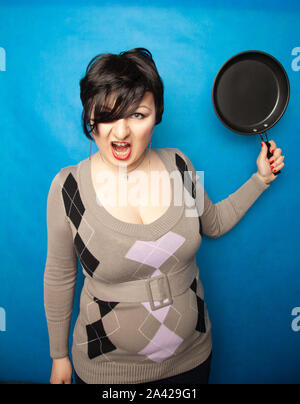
212, 50, 290, 176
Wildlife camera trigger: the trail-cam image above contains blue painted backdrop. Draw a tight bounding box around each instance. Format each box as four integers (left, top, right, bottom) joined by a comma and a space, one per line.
0, 0, 299, 384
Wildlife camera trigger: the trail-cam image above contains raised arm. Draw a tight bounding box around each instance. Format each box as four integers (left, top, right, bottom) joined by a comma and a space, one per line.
44, 170, 78, 360
198, 171, 270, 238
175, 148, 270, 239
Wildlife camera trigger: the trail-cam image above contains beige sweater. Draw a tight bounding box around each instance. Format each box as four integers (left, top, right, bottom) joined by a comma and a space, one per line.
43, 147, 270, 384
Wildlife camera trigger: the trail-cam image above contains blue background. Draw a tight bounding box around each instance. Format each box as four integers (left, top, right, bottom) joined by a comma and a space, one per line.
0, 0, 299, 384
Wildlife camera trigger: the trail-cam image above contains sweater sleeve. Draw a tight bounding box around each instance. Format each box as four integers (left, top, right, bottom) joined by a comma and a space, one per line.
174, 148, 270, 239
43, 170, 78, 359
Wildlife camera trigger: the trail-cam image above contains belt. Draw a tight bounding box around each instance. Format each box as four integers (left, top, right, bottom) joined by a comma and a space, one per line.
85, 259, 198, 311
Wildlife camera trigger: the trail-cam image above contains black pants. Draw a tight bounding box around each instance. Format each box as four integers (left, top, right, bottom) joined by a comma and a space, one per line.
74, 351, 212, 385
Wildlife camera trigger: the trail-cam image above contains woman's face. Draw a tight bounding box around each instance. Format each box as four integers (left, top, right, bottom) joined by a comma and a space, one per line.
92, 91, 156, 172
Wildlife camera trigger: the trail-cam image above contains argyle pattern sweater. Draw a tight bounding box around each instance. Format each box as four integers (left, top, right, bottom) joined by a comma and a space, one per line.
43, 147, 270, 384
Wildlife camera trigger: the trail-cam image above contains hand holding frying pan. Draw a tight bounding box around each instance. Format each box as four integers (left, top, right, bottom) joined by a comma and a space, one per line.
212, 50, 290, 177
257, 139, 285, 182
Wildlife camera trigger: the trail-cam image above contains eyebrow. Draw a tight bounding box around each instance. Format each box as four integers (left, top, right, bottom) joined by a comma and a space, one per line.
138, 105, 152, 111
102, 105, 152, 112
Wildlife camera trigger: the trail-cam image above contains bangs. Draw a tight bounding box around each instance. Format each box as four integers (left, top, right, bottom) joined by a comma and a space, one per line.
90, 84, 146, 128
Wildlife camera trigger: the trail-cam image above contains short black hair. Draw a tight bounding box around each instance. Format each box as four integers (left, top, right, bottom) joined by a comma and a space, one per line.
79, 47, 164, 140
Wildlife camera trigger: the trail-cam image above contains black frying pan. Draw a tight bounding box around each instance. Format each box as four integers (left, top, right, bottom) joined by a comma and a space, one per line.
212, 50, 290, 176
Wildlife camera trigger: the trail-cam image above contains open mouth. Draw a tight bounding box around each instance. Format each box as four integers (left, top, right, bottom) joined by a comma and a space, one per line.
111, 142, 131, 159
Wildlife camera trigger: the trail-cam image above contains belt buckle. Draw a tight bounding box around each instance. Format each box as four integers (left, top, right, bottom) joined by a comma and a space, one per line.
145, 273, 173, 311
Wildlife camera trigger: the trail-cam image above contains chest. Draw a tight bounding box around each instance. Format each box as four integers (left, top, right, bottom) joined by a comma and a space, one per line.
101, 191, 171, 225
91, 158, 172, 225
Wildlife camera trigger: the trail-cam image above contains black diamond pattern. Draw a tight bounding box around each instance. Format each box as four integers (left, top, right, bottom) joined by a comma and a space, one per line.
86, 321, 117, 359
175, 153, 203, 236
94, 298, 119, 318
61, 172, 99, 277
190, 278, 206, 333
85, 297, 120, 359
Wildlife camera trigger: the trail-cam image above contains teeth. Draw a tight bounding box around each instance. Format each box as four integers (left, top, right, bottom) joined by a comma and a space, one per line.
112, 142, 131, 156
114, 150, 129, 154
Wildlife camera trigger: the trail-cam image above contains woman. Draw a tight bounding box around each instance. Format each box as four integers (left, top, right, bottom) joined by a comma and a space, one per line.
44, 48, 285, 384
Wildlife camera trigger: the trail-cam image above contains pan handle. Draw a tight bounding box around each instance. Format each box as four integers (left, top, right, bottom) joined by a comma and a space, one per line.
263, 140, 281, 176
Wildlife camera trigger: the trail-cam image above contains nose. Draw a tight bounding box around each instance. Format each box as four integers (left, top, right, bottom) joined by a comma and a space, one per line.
112, 118, 130, 139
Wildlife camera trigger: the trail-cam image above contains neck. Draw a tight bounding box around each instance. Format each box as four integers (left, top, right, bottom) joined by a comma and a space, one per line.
97, 148, 150, 177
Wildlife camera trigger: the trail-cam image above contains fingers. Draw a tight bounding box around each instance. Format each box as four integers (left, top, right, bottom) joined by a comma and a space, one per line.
267, 139, 277, 152
269, 153, 284, 164
273, 159, 285, 173
266, 140, 285, 173
272, 147, 282, 160
269, 154, 285, 173
50, 379, 63, 384
64, 379, 72, 384
268, 140, 282, 158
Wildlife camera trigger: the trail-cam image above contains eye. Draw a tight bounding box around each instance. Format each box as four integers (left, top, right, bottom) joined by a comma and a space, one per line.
131, 112, 145, 119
